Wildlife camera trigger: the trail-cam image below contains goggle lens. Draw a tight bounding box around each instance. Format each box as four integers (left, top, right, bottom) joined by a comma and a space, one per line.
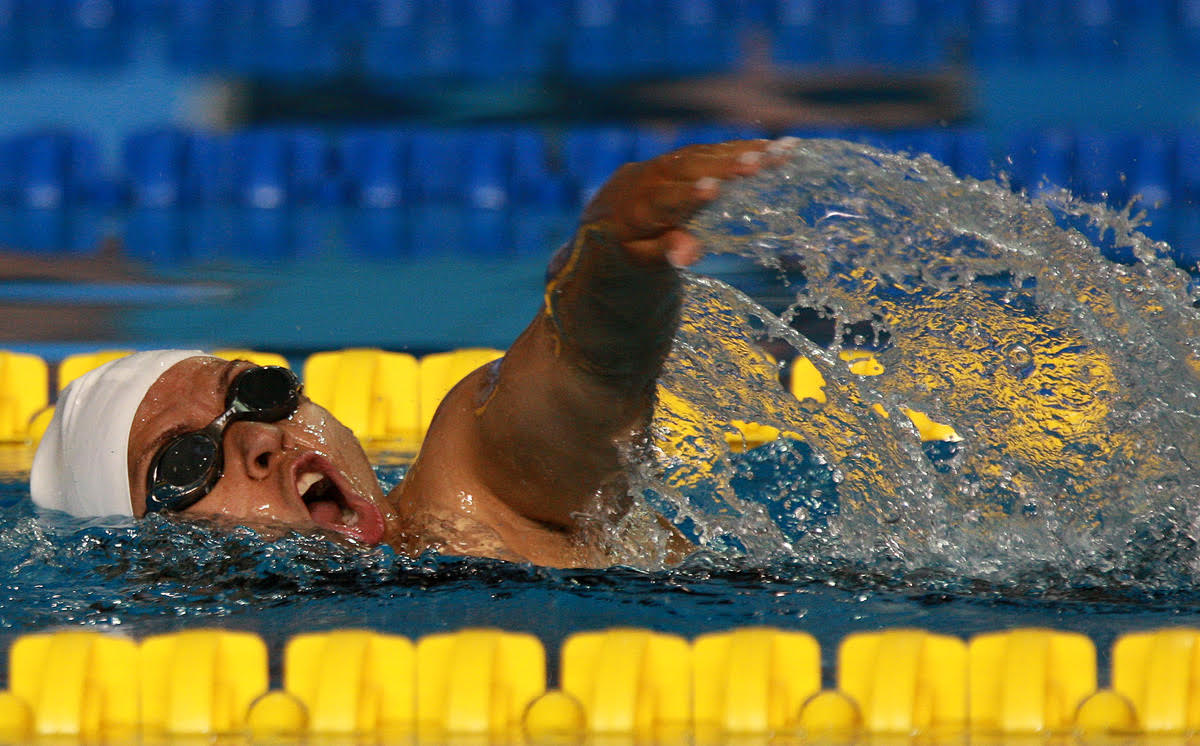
145, 365, 301, 513
228, 365, 298, 415
156, 432, 219, 490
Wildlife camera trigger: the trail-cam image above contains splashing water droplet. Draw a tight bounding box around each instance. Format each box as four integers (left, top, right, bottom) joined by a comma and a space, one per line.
618, 138, 1200, 585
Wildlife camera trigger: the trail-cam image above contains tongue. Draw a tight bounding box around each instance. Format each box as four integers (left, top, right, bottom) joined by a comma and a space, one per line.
307, 498, 344, 527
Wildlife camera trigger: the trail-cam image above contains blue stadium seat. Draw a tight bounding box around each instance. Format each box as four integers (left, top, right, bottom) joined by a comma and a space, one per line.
447, 129, 515, 256
347, 208, 409, 258
1023, 0, 1070, 59
410, 204, 465, 256
290, 129, 340, 205
232, 130, 290, 209
123, 131, 188, 262
0, 0, 27, 72
167, 0, 228, 74
62, 0, 130, 69
457, 0, 550, 80
289, 204, 338, 259
216, 1, 259, 75
16, 131, 103, 210
1, 131, 112, 253
124, 129, 260, 263
407, 130, 469, 252
1174, 210, 1200, 271
415, 1, 466, 77
365, 0, 527, 80
566, 0, 664, 78
969, 0, 1026, 63
340, 129, 407, 208
408, 130, 465, 204
18, 207, 69, 253
125, 208, 188, 265
463, 129, 512, 210
952, 129, 993, 181
661, 0, 741, 76
124, 129, 187, 208
563, 127, 635, 207
0, 135, 18, 206
21, 0, 130, 69
511, 130, 568, 208
1072, 132, 1131, 205
183, 205, 236, 262
564, 0, 623, 78
1064, 0, 1126, 61
229, 129, 337, 209
180, 131, 235, 205
1127, 133, 1173, 243
1176, 0, 1200, 64
230, 207, 292, 260
1007, 130, 1074, 197
1177, 131, 1200, 207
463, 206, 510, 255
361, 0, 421, 80
125, 0, 168, 28
1174, 130, 1200, 267
772, 0, 829, 66
252, 0, 343, 79
861, 0, 943, 69
17, 133, 65, 210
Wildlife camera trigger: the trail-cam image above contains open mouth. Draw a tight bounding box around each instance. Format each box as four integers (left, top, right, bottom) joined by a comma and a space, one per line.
293, 456, 386, 545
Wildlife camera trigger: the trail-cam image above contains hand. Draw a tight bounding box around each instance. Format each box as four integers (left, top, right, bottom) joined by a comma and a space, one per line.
581, 139, 789, 268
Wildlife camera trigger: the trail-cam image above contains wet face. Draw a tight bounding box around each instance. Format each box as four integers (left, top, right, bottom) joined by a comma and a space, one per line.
126, 356, 394, 545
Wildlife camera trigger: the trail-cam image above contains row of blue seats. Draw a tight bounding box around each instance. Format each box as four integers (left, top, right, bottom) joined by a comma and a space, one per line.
6, 203, 1200, 267
0, 204, 576, 261
0, 0, 1197, 77
1, 125, 772, 210
2, 126, 1198, 213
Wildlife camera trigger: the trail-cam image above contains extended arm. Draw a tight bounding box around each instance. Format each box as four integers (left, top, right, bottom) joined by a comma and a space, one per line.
392, 141, 776, 561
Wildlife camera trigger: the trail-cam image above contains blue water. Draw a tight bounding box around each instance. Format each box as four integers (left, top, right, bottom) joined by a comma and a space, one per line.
4, 449, 1198, 688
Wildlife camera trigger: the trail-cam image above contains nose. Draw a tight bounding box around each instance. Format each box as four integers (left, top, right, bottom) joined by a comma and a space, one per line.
225, 421, 286, 480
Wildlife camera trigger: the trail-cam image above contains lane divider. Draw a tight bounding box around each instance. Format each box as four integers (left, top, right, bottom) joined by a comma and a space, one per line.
2, 626, 1198, 741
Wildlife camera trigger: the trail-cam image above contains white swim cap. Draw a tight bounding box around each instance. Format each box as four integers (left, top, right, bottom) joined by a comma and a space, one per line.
31, 349, 204, 518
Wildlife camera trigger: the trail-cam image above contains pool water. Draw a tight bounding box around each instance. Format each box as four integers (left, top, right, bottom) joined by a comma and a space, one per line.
3, 450, 1199, 689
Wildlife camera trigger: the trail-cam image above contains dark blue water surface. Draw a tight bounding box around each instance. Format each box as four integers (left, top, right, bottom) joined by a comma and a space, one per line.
4, 449, 1200, 689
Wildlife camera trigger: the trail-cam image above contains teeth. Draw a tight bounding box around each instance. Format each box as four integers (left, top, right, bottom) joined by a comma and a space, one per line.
296, 471, 324, 497
343, 509, 359, 526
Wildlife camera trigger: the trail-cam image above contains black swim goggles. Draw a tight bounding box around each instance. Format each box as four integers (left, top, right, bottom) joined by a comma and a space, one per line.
144, 365, 302, 514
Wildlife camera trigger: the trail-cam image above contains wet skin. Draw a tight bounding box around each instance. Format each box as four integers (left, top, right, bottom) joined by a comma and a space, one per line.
124, 140, 783, 567
127, 356, 395, 545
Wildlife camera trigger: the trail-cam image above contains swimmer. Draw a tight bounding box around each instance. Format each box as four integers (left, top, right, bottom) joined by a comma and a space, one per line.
30, 140, 780, 567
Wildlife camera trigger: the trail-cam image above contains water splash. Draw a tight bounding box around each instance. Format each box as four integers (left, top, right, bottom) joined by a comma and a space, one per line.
644, 138, 1200, 582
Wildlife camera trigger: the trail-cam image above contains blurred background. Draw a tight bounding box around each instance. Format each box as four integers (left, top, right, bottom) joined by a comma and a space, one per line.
2, 0, 1199, 358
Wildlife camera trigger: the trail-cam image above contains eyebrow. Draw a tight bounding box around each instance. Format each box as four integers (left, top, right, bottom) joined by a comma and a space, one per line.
133, 358, 245, 493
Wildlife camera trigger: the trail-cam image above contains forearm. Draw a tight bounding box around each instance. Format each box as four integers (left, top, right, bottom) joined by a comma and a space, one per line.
543, 221, 682, 386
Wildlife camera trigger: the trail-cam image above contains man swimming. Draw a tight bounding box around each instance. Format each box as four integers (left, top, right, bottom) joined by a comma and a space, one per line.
30, 139, 781, 567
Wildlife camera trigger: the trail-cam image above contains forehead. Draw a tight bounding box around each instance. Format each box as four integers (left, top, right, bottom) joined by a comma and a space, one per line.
127, 356, 238, 454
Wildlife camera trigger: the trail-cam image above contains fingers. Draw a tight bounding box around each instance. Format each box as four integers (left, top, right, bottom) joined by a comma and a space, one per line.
620, 141, 785, 239
647, 139, 774, 183
623, 176, 722, 238
583, 136, 799, 265
625, 229, 702, 267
